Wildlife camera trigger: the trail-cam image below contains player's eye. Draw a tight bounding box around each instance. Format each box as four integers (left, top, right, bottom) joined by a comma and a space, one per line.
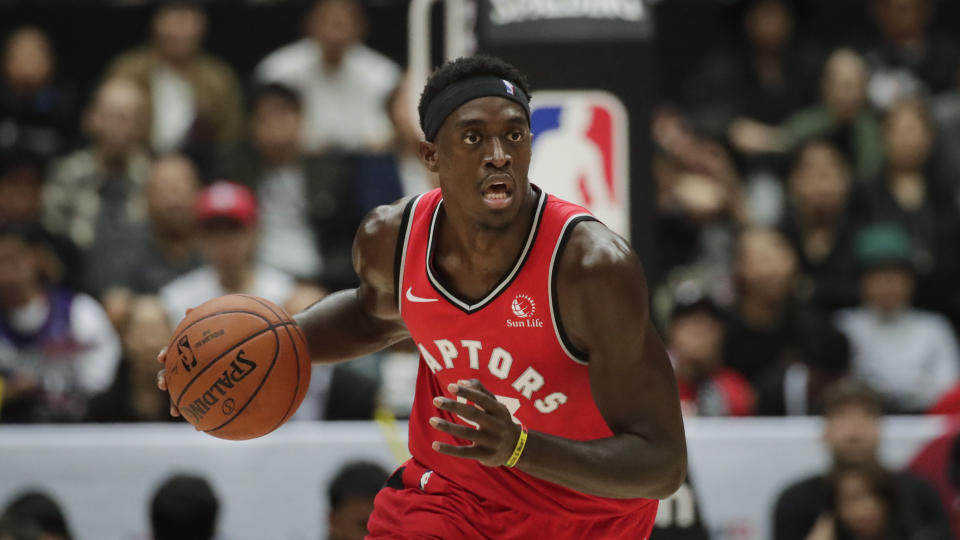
507, 130, 524, 143
464, 133, 481, 144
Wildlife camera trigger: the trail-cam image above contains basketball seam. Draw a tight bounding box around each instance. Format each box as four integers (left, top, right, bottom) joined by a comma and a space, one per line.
172, 318, 276, 408
202, 322, 298, 434
272, 323, 303, 430
239, 295, 304, 432
205, 295, 297, 436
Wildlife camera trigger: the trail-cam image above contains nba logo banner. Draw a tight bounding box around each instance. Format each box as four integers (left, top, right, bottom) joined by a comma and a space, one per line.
529, 91, 629, 238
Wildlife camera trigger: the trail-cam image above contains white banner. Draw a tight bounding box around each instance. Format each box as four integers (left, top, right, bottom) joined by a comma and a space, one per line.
0, 417, 950, 540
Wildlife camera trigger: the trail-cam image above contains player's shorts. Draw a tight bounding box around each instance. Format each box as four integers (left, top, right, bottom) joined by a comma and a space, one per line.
366, 458, 653, 540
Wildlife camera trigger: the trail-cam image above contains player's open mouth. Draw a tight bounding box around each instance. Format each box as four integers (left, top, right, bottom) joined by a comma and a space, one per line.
482, 182, 513, 210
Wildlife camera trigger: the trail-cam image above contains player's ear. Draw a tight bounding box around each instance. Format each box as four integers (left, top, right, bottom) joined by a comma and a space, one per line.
419, 140, 439, 173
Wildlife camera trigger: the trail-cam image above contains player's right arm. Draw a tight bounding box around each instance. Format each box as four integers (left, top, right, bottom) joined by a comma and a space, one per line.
292, 200, 411, 362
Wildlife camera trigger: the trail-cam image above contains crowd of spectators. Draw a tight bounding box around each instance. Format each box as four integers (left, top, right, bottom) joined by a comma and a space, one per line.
0, 0, 424, 425
0, 0, 957, 423
658, 0, 960, 419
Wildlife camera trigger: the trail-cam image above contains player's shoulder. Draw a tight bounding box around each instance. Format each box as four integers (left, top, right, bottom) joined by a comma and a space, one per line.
255, 39, 316, 81
356, 196, 415, 247
353, 196, 418, 284
558, 220, 644, 285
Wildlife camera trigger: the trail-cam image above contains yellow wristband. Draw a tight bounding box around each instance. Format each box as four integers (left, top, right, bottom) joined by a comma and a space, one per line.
504, 424, 528, 468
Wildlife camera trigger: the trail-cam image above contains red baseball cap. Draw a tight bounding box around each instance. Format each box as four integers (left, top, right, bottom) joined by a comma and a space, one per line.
195, 181, 258, 226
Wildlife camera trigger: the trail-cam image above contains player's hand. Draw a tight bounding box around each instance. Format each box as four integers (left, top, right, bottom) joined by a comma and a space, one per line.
156, 346, 180, 417
429, 379, 522, 468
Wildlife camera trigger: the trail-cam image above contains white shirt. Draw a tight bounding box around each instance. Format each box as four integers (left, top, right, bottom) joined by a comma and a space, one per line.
257, 166, 322, 279
835, 308, 960, 411
151, 66, 195, 152
255, 39, 400, 152
159, 264, 295, 327
0, 292, 120, 420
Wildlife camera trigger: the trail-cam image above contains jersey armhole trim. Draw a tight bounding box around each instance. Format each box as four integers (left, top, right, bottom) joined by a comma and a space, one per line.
394, 195, 422, 315
549, 215, 597, 365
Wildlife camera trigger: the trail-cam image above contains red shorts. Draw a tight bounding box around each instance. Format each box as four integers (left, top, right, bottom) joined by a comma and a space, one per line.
366, 459, 654, 540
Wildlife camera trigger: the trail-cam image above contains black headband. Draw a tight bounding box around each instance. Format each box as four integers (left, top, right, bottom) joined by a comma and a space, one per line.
421, 76, 530, 142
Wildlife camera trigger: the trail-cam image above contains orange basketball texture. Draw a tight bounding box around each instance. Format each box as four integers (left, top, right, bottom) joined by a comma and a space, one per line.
164, 294, 311, 440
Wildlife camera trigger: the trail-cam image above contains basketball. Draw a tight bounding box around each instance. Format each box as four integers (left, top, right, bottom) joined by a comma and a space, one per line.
163, 294, 311, 440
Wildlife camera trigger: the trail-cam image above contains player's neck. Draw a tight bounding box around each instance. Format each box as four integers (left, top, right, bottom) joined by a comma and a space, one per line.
444, 187, 537, 264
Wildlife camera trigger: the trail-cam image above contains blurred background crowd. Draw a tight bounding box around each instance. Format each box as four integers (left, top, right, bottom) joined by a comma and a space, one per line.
1, 0, 960, 538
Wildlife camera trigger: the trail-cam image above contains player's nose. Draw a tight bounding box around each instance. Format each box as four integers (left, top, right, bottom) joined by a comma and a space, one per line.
484, 137, 511, 169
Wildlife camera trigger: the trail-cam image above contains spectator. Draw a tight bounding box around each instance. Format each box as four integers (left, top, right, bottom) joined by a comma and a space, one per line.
668, 296, 754, 416
649, 107, 744, 314
255, 0, 401, 153
43, 77, 151, 252
87, 295, 179, 423
0, 150, 83, 291
0, 225, 120, 423
779, 140, 862, 311
107, 0, 243, 156
907, 430, 960, 537
150, 473, 219, 540
772, 379, 950, 540
683, 0, 820, 136
834, 224, 960, 413
862, 98, 959, 312
212, 83, 327, 282
1, 490, 72, 540
158, 181, 295, 323
860, 0, 960, 108
730, 49, 884, 183
0, 27, 76, 159
724, 227, 812, 384
327, 461, 388, 540
93, 153, 202, 325
157, 181, 331, 419
755, 321, 851, 416
805, 461, 926, 540
213, 83, 402, 289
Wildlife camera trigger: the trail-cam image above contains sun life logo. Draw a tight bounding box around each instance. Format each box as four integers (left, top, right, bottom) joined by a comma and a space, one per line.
511, 294, 535, 319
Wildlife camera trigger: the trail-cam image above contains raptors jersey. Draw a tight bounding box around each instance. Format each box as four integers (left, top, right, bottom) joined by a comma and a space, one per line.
396, 187, 659, 522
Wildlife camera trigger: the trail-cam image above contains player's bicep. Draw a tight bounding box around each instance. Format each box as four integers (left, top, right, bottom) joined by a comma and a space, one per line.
558, 226, 683, 437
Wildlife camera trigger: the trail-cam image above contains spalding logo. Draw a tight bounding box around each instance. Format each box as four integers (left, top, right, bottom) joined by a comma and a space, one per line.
511, 294, 536, 319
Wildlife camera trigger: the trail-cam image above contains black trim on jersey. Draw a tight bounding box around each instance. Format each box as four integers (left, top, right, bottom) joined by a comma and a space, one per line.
393, 197, 419, 309
384, 467, 406, 490
426, 188, 547, 315
550, 215, 597, 363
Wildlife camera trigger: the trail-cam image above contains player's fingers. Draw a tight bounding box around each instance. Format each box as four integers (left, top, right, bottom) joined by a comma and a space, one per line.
460, 379, 494, 397
431, 441, 492, 461
432, 397, 497, 430
169, 399, 180, 417
429, 417, 497, 447
156, 369, 167, 391
449, 384, 506, 417
156, 346, 168, 365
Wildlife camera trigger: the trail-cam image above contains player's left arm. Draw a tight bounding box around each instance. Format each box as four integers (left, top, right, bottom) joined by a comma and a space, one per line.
431, 221, 687, 499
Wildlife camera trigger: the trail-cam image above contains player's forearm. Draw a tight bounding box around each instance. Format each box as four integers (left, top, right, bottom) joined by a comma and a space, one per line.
515, 429, 686, 500
293, 289, 404, 364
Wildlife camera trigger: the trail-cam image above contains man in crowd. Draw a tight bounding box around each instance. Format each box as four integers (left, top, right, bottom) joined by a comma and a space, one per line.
255, 0, 400, 152
772, 378, 950, 539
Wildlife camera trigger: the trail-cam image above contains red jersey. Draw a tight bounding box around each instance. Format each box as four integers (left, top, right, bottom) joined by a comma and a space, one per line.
396, 187, 659, 523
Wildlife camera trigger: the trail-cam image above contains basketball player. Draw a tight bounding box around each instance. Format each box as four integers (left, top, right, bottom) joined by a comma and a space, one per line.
158, 55, 686, 538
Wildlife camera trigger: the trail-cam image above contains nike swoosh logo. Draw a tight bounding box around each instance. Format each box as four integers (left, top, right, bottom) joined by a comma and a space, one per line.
406, 287, 438, 303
